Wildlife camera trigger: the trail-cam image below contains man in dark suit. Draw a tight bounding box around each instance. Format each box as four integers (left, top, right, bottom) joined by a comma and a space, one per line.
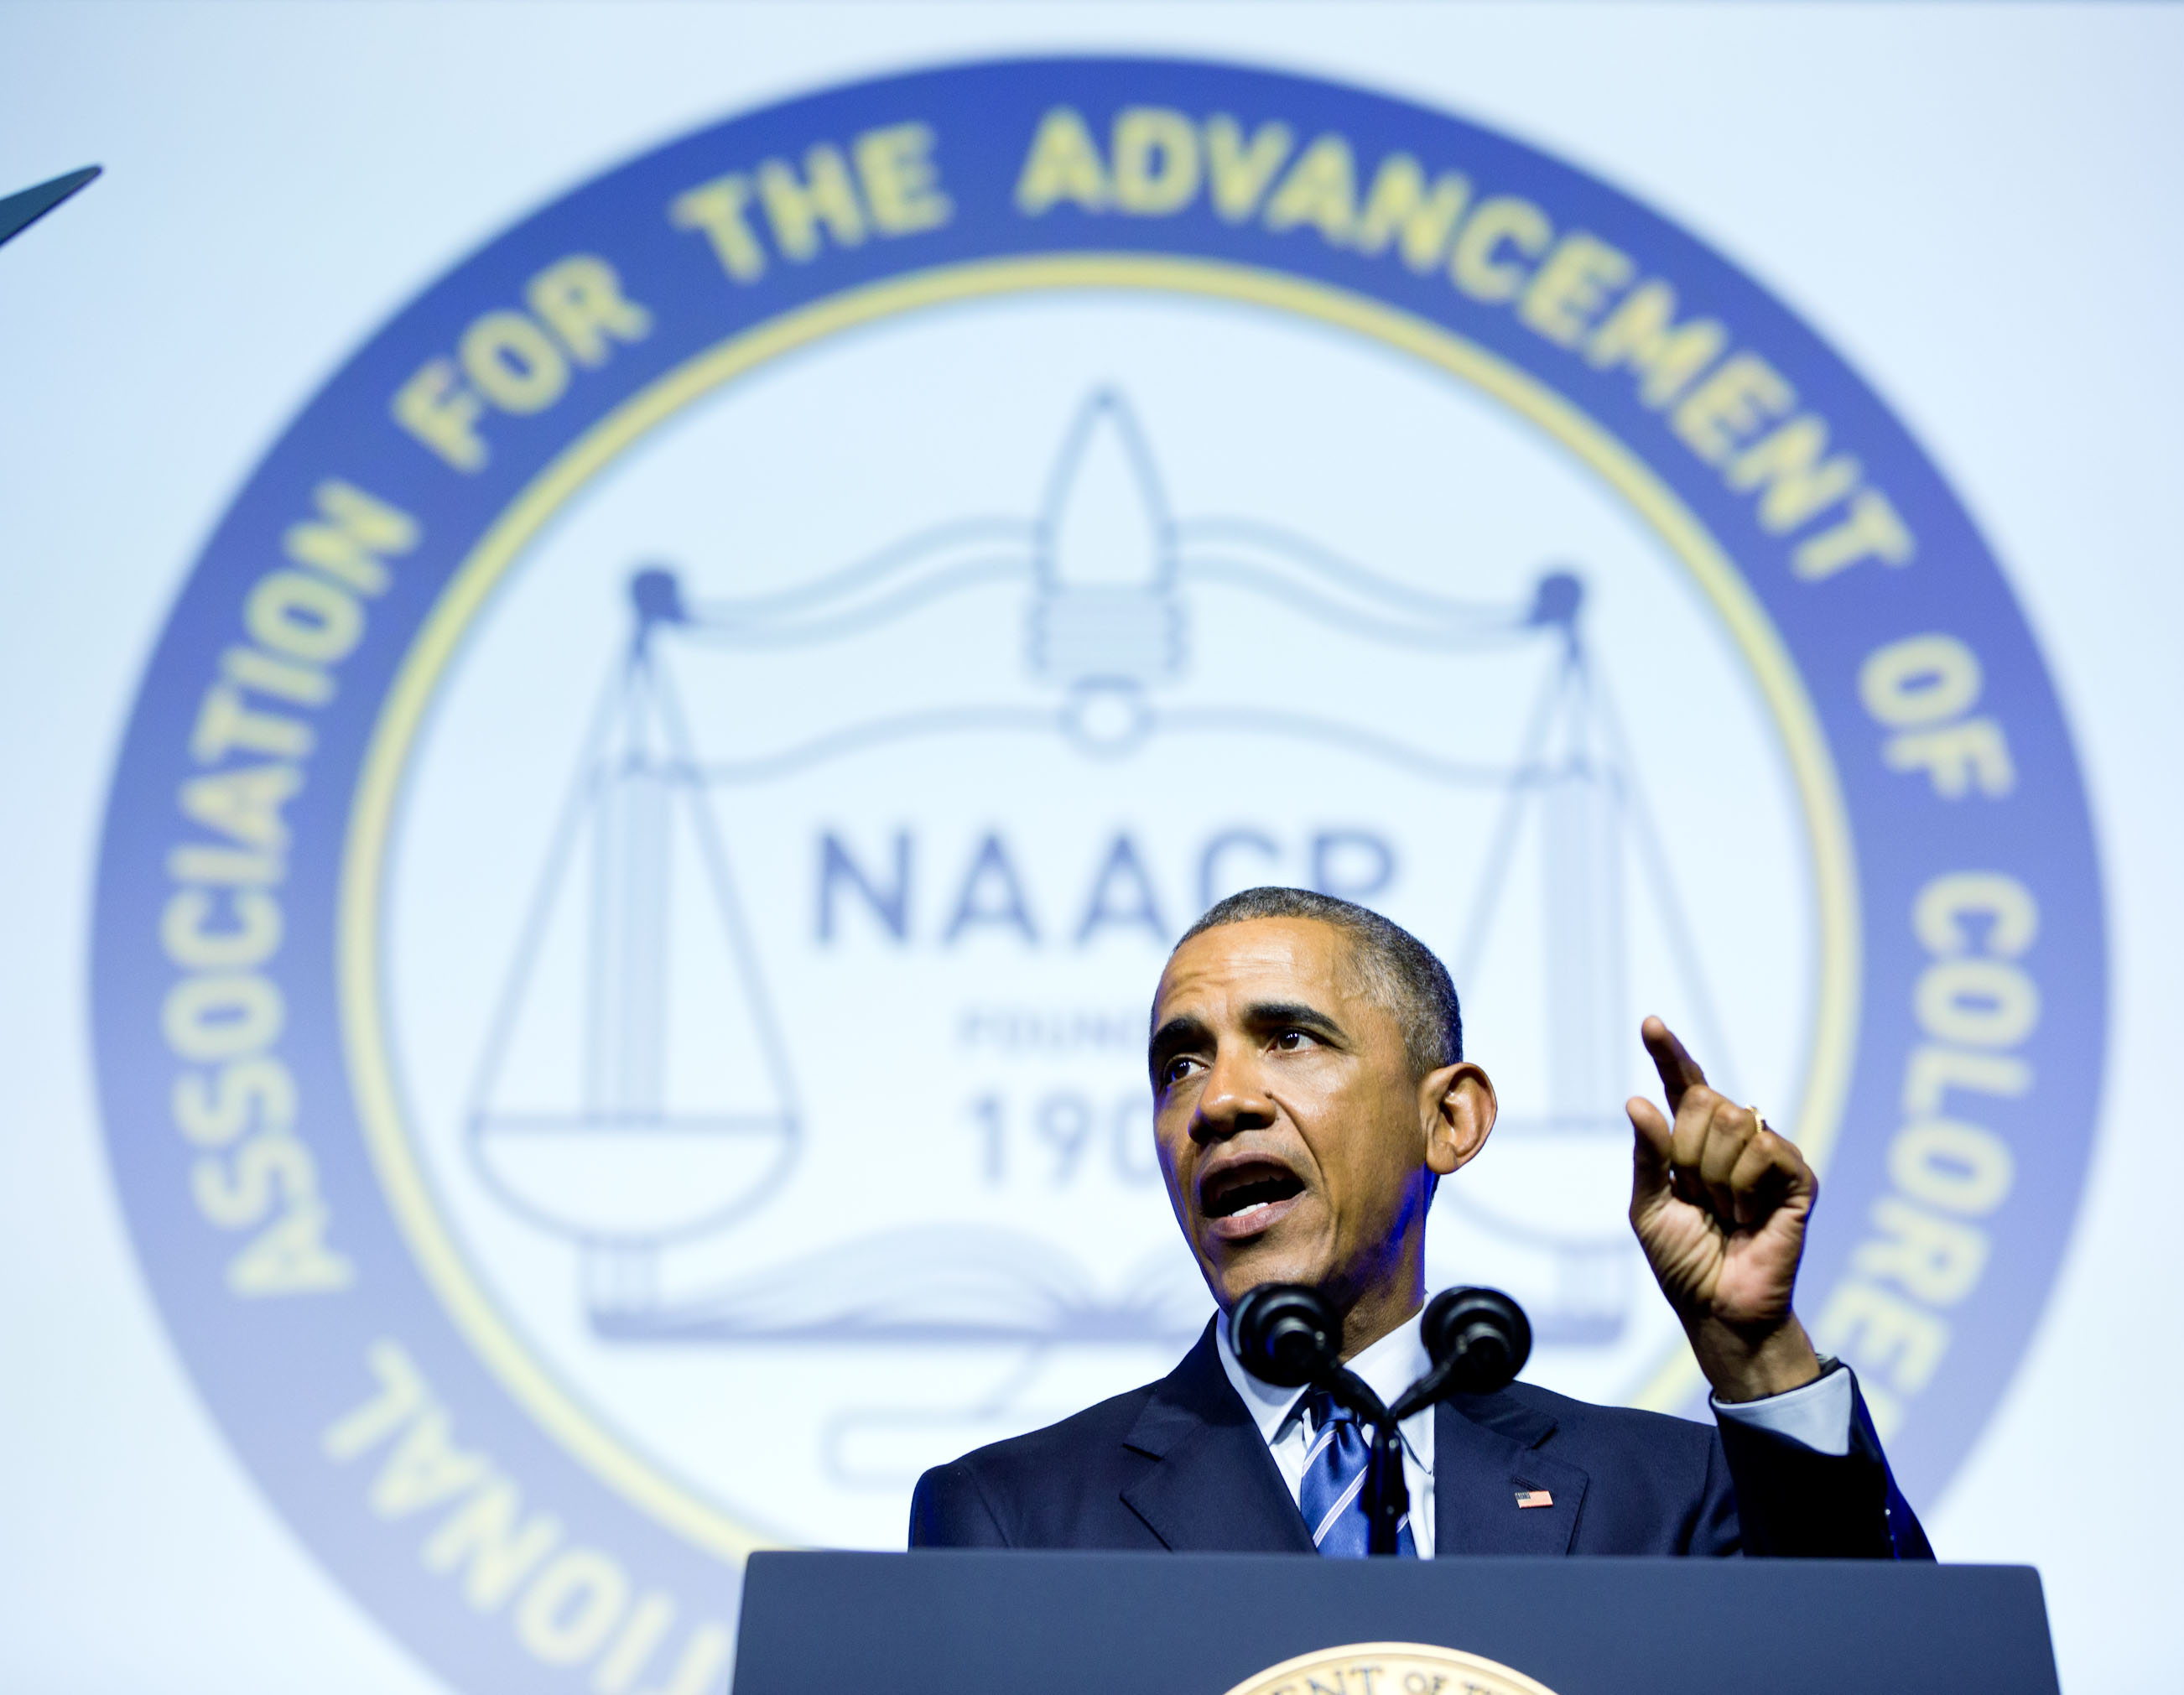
912, 886, 1929, 1559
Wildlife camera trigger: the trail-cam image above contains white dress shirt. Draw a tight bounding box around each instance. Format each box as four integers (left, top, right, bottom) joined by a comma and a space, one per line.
1215, 1307, 1856, 1555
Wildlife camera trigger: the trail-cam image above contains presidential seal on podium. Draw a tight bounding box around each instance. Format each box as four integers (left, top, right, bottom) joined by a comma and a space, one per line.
1223, 1641, 1559, 1695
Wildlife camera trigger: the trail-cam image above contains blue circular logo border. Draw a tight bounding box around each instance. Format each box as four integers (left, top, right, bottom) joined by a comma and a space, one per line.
92, 55, 2104, 1693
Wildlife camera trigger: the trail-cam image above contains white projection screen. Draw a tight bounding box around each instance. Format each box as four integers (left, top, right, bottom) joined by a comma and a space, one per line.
2, 4, 2178, 1692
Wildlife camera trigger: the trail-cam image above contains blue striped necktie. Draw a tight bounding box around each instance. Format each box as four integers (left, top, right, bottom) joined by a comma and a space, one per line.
1297, 1387, 1417, 1557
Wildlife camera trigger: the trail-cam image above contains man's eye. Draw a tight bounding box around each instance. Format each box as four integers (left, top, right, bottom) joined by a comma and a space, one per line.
1161, 1055, 1199, 1086
1273, 1029, 1316, 1052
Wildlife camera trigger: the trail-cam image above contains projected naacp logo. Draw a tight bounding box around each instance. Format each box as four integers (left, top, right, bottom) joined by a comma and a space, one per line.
92, 56, 2103, 1695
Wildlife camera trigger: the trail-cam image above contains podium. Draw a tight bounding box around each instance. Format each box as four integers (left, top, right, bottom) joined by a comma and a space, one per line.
731, 1550, 2059, 1694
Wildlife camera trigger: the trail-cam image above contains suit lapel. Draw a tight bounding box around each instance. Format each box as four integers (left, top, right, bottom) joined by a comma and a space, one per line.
1119, 1322, 1316, 1553
1433, 1393, 1589, 1557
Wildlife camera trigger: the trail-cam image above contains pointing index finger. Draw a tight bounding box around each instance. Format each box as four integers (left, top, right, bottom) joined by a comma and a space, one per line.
1641, 1016, 1708, 1111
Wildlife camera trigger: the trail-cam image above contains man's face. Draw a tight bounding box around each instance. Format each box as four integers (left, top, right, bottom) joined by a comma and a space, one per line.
1147, 917, 1492, 1318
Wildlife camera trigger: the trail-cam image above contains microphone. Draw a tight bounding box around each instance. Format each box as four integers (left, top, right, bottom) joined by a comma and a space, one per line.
1230, 1282, 1340, 1387
1409, 1286, 1531, 1402
1227, 1282, 1531, 1556
1230, 1282, 1532, 1401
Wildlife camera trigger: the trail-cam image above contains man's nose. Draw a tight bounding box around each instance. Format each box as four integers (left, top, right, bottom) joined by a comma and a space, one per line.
1191, 1048, 1275, 1143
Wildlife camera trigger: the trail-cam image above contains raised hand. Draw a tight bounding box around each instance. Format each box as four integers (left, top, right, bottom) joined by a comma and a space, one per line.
1626, 1016, 1823, 1402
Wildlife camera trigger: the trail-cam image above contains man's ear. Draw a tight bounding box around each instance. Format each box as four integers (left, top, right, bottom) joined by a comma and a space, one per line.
1422, 1062, 1497, 1177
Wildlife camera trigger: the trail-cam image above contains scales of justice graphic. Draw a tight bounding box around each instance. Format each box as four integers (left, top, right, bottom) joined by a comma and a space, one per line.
458, 387, 1742, 1365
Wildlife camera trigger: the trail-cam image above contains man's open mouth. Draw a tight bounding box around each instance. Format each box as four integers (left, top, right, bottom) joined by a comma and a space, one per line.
1199, 1160, 1307, 1236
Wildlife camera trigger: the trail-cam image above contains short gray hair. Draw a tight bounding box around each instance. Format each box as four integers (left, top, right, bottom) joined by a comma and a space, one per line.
1164, 886, 1463, 1077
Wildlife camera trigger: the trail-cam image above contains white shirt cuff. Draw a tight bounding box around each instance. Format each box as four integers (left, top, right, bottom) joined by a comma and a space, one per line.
1709, 1364, 1854, 1456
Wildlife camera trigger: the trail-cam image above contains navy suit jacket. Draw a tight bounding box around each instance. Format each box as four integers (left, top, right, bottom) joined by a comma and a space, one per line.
910, 1321, 1931, 1559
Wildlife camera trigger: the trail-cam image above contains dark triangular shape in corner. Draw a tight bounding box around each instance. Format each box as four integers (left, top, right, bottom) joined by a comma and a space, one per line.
0, 165, 101, 250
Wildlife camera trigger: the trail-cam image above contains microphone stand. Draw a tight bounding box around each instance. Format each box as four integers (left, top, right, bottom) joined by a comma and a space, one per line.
1314, 1368, 1411, 1557
1316, 1344, 1490, 1555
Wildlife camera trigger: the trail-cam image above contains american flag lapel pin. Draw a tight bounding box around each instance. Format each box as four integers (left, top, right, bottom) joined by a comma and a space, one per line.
1514, 1488, 1553, 1509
